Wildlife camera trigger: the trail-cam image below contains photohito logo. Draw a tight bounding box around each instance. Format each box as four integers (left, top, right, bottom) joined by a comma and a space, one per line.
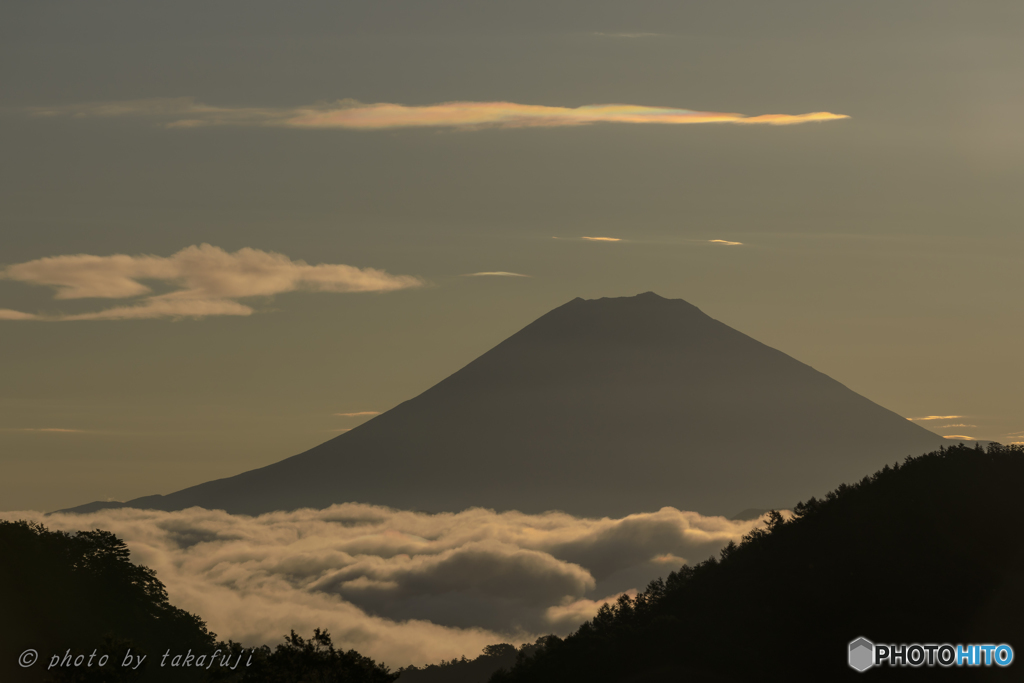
848, 637, 1014, 671
849, 638, 874, 672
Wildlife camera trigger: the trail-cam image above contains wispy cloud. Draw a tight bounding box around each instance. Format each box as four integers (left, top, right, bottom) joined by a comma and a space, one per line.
8, 505, 767, 666
909, 415, 963, 421
335, 412, 382, 418
943, 435, 976, 440
0, 244, 423, 321
580, 237, 622, 242
462, 272, 530, 277
708, 239, 743, 246
28, 97, 849, 131
938, 424, 976, 429
0, 309, 40, 320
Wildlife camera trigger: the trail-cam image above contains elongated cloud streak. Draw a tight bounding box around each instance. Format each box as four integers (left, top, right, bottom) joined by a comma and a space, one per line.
909, 415, 963, 421
0, 308, 40, 320
580, 236, 622, 242
0, 244, 423, 321
708, 239, 743, 246
29, 97, 849, 131
6, 505, 770, 666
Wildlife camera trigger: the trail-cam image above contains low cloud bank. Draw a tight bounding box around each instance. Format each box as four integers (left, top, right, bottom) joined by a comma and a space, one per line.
4, 505, 768, 666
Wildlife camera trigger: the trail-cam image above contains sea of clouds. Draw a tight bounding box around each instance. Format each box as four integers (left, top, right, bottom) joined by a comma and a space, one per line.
3, 505, 770, 667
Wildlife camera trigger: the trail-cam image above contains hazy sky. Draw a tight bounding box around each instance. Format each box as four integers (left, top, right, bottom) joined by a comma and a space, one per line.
2, 1, 1023, 511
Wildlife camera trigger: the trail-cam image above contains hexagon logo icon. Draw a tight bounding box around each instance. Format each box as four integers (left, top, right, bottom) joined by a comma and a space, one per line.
849, 637, 874, 672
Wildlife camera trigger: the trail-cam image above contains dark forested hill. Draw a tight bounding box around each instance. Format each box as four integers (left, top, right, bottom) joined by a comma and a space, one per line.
63, 293, 944, 518
0, 521, 219, 682
488, 444, 1024, 682
0, 522, 397, 683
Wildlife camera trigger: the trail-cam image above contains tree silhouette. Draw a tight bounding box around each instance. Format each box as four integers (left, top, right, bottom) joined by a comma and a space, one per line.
490, 444, 1024, 682
240, 629, 396, 683
0, 523, 396, 683
397, 639, 550, 683
0, 521, 216, 682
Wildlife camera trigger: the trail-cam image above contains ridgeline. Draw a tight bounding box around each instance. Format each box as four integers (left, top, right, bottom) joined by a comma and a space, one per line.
488, 444, 1024, 682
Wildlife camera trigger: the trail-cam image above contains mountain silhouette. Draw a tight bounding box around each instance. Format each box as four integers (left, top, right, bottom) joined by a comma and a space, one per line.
62, 293, 944, 517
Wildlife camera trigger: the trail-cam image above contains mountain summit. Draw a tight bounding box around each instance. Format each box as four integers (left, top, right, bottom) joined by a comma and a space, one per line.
64, 293, 944, 517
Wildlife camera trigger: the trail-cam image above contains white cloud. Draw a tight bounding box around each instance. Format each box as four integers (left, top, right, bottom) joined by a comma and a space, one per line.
4, 505, 766, 666
544, 590, 638, 632
0, 244, 423, 321
708, 239, 743, 246
580, 236, 622, 242
909, 415, 963, 421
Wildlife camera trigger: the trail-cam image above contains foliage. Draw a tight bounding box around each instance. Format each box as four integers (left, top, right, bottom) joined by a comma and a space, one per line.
0, 520, 217, 682
239, 629, 397, 683
0, 523, 394, 683
397, 639, 550, 683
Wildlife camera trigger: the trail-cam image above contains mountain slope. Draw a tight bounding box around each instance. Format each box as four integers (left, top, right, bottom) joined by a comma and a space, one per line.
489, 444, 1024, 682
63, 293, 944, 517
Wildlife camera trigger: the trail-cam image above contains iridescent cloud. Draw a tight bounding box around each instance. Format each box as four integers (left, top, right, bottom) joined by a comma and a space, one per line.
29, 98, 849, 131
